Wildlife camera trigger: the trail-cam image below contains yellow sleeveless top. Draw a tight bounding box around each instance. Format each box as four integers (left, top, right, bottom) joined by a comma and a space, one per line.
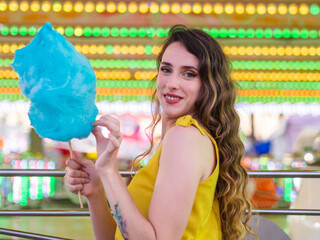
115, 115, 221, 240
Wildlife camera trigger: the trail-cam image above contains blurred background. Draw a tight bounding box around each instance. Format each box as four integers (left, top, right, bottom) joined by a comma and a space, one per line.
0, 0, 320, 239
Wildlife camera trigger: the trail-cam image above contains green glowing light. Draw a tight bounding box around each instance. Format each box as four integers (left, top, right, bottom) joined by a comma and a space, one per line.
9, 26, 18, 35
83, 27, 92, 37
101, 27, 110, 37
19, 26, 28, 36
28, 26, 37, 36
310, 4, 320, 15
110, 27, 119, 37
92, 27, 101, 37
65, 26, 74, 36
129, 27, 138, 37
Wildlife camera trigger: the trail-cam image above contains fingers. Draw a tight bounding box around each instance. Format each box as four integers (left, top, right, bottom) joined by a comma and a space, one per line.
65, 167, 90, 194
92, 115, 121, 135
72, 156, 94, 168
108, 133, 121, 148
66, 158, 82, 170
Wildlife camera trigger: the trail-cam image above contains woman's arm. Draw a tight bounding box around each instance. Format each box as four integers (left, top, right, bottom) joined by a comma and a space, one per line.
92, 115, 215, 240
64, 156, 116, 239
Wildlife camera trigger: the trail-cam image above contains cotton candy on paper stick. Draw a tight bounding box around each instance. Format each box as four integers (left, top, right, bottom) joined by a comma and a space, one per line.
12, 22, 98, 207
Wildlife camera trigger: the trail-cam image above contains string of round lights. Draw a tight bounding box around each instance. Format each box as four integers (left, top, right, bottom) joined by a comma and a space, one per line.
1, 69, 320, 82
0, 1, 319, 16
0, 79, 318, 91
1, 44, 320, 57
1, 25, 319, 39
1, 58, 320, 71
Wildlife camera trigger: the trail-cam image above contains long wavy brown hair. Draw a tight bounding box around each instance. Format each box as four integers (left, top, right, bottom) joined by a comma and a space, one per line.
134, 25, 256, 239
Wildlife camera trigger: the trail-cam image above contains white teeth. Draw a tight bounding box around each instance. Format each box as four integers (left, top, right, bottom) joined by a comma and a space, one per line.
165, 95, 180, 100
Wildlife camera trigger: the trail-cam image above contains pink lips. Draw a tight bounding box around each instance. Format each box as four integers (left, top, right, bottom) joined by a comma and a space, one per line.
164, 93, 183, 104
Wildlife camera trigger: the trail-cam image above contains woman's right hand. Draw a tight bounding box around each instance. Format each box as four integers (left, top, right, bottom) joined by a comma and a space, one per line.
64, 154, 104, 198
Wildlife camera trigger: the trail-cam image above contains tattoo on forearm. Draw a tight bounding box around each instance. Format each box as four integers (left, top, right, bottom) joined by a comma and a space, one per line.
112, 203, 129, 240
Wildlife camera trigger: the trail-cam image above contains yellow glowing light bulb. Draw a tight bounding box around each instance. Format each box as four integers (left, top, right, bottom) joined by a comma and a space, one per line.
96, 1, 105, 13
117, 2, 126, 13
213, 3, 223, 14
89, 45, 97, 55
97, 45, 105, 54
0, 1, 8, 11
316, 47, 320, 56
74, 26, 83, 36
150, 2, 159, 13
293, 47, 300, 56
56, 26, 64, 35
107, 1, 116, 13
2, 44, 10, 53
277, 47, 285, 56
203, 3, 212, 14
30, 1, 40, 12
246, 47, 254, 56
20, 1, 29, 11
267, 3, 277, 15
52, 2, 62, 12
230, 47, 238, 55
121, 45, 129, 55
160, 2, 170, 14
193, 3, 202, 14
171, 2, 180, 14
9, 1, 19, 11
246, 3, 256, 14
238, 46, 246, 55
285, 47, 293, 56
81, 45, 89, 54
278, 4, 287, 15
137, 45, 145, 55
301, 47, 308, 56
74, 44, 81, 52
288, 3, 298, 15
63, 1, 73, 12
299, 4, 309, 15
181, 3, 191, 14
10, 44, 18, 53
84, 1, 94, 13
308, 47, 316, 56
139, 2, 148, 13
257, 3, 266, 15
74, 1, 83, 12
225, 3, 234, 14
235, 3, 244, 14
129, 45, 137, 55
153, 46, 161, 55
128, 2, 138, 13
262, 47, 269, 56
41, 1, 51, 12
113, 45, 121, 55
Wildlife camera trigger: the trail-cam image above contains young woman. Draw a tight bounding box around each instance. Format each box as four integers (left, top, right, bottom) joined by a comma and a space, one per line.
65, 25, 254, 240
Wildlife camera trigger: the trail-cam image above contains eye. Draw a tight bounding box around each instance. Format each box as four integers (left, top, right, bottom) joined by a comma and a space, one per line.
184, 71, 198, 78
160, 67, 171, 73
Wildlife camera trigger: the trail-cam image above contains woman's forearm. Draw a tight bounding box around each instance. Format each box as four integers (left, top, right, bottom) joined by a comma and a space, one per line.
87, 186, 117, 240
99, 167, 157, 240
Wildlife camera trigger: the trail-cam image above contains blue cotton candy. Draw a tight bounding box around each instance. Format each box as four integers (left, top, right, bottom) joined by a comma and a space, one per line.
12, 22, 98, 142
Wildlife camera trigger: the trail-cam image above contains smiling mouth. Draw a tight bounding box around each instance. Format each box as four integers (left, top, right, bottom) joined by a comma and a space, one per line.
164, 94, 183, 100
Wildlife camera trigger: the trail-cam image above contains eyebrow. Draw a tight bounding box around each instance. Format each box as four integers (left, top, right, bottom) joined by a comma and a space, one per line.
160, 61, 199, 71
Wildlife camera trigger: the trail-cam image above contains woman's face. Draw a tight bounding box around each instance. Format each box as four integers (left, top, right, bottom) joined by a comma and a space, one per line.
157, 42, 202, 120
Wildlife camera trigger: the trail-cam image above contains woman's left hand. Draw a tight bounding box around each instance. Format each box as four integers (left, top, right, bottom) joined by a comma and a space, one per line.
91, 115, 123, 171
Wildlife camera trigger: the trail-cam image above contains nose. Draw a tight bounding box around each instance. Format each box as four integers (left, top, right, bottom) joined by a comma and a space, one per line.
165, 75, 179, 90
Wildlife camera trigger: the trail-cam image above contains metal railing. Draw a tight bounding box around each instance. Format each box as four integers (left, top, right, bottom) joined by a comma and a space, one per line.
1, 169, 320, 239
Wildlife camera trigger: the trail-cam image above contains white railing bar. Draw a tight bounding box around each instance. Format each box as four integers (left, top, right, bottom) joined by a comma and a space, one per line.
0, 227, 70, 240
1, 209, 320, 216
1, 169, 320, 178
